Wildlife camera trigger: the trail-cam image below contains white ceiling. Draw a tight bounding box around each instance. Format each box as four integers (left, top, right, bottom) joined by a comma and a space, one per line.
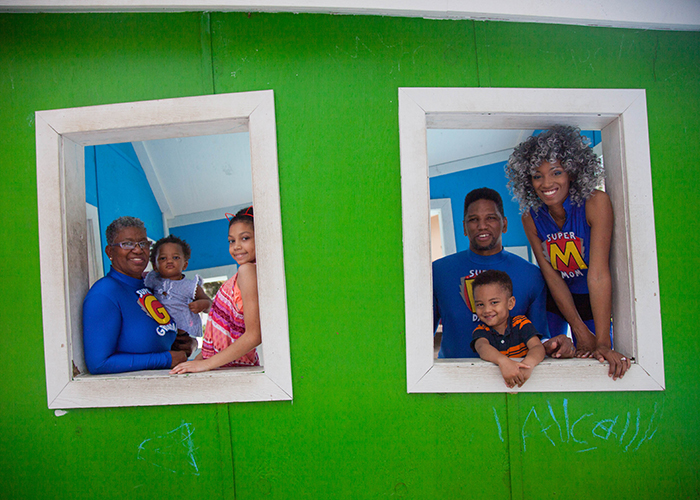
427, 129, 533, 177
130, 129, 530, 230
132, 132, 252, 229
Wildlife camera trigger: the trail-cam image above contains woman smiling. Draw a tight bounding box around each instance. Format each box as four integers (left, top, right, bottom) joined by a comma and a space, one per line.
82, 216, 187, 374
506, 126, 630, 380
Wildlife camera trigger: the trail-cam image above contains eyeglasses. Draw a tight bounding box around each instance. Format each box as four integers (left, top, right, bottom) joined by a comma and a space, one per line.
110, 240, 152, 251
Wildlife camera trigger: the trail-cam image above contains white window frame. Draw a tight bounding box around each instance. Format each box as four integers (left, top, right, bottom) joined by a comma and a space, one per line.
400, 87, 664, 393
36, 90, 293, 408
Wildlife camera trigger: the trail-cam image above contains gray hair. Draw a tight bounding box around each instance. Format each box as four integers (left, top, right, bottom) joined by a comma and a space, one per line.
505, 125, 604, 212
105, 216, 146, 245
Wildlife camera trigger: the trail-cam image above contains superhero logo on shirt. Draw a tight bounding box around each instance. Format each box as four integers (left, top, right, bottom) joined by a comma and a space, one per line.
460, 269, 484, 321
541, 232, 588, 279
136, 288, 177, 336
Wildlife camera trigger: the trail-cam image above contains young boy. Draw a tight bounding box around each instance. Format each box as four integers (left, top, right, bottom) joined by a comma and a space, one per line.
470, 270, 545, 388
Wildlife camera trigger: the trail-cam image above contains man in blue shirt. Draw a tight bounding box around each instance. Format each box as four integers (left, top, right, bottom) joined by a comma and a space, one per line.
432, 187, 573, 358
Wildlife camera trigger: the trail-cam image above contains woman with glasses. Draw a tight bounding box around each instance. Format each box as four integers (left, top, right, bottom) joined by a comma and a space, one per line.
82, 216, 188, 374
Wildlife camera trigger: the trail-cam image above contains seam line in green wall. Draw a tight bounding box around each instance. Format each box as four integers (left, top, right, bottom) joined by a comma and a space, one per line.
218, 404, 237, 499
506, 394, 524, 500
474, 21, 491, 87
201, 12, 216, 94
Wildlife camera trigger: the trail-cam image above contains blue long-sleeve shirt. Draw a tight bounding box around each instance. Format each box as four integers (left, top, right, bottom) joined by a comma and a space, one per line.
83, 268, 177, 374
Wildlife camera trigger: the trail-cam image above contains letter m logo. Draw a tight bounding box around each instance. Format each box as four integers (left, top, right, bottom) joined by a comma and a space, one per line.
547, 238, 588, 273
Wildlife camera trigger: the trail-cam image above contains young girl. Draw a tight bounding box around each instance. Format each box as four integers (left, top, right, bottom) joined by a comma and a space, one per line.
170, 206, 261, 373
505, 125, 629, 379
145, 235, 212, 355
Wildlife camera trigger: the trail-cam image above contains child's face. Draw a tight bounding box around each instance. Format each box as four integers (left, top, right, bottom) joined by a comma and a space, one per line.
473, 283, 515, 333
228, 221, 255, 265
155, 242, 188, 280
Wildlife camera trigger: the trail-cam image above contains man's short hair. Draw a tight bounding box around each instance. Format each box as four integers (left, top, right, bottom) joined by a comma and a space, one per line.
472, 269, 513, 296
463, 187, 505, 219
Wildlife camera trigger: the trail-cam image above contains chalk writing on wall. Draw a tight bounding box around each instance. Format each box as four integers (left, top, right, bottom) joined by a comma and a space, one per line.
493, 399, 663, 454
137, 421, 200, 475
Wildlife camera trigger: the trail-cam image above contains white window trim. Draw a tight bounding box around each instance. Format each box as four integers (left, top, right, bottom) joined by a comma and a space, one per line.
36, 90, 293, 408
399, 87, 664, 393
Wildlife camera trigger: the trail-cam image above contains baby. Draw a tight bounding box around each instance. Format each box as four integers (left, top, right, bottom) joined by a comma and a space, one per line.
145, 235, 211, 355
470, 269, 545, 388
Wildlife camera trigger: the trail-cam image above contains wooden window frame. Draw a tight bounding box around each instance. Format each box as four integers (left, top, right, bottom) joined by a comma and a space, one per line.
400, 87, 664, 393
36, 90, 293, 408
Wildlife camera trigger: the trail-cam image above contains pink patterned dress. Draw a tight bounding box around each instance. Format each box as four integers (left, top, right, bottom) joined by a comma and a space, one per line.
201, 272, 259, 367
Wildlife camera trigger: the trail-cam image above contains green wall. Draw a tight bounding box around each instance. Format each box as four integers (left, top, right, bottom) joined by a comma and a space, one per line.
1, 12, 698, 499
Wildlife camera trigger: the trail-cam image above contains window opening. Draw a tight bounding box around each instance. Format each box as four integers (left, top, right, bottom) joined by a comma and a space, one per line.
400, 87, 664, 393
36, 91, 292, 408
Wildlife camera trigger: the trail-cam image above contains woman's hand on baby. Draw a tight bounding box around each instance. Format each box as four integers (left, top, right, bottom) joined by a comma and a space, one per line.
169, 350, 188, 368
171, 334, 196, 357
170, 359, 212, 374
189, 299, 211, 314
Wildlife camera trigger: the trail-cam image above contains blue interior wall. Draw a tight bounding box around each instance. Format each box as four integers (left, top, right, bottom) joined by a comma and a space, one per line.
431, 130, 602, 256
429, 161, 526, 253
168, 218, 232, 271
87, 142, 233, 273
88, 143, 164, 271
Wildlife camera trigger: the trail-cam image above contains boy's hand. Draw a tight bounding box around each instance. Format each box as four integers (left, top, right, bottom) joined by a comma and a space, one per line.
497, 358, 531, 388
519, 365, 534, 384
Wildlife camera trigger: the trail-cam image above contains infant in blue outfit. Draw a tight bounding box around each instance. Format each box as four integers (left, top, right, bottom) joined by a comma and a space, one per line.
145, 235, 212, 351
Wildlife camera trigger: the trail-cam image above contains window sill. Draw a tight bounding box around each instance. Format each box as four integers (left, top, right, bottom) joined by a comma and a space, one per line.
56, 366, 288, 408
411, 358, 657, 393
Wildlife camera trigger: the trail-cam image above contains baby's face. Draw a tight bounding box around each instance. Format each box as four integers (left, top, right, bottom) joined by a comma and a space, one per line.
473, 283, 515, 332
155, 242, 188, 280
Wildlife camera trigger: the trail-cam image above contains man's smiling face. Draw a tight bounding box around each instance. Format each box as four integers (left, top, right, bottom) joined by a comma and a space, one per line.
463, 198, 507, 256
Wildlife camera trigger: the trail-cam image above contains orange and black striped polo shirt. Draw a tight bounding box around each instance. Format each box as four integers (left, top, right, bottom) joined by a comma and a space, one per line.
470, 315, 541, 358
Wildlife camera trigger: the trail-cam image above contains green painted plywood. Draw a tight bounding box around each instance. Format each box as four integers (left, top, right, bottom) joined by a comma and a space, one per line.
477, 22, 699, 498
0, 13, 237, 500
0, 11, 698, 500
210, 14, 509, 500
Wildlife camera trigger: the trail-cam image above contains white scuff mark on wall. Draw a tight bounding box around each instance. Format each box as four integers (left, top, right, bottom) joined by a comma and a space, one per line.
137, 421, 200, 476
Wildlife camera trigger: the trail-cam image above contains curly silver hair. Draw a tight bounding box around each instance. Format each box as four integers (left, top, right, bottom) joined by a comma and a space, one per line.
505, 125, 604, 211
105, 216, 146, 245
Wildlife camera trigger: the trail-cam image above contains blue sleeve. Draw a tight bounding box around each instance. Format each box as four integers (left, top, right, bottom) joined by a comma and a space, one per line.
83, 290, 172, 374
527, 278, 551, 340
433, 288, 441, 334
